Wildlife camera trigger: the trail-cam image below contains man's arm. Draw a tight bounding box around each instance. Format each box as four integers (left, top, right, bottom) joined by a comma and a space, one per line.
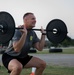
34, 26, 46, 51
13, 33, 27, 52
34, 34, 45, 51
13, 26, 27, 52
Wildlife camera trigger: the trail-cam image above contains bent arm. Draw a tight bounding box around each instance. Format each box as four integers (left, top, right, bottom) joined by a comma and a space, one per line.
13, 33, 27, 52
34, 34, 45, 51
34, 26, 46, 51
13, 26, 27, 52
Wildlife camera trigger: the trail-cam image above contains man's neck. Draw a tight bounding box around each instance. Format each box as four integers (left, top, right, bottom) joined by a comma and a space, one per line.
24, 24, 28, 29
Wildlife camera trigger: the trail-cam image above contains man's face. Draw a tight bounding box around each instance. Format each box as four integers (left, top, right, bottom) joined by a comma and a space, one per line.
24, 14, 36, 29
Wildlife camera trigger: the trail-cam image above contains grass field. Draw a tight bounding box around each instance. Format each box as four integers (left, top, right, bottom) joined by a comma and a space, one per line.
0, 47, 74, 75
37, 47, 74, 54
0, 65, 74, 75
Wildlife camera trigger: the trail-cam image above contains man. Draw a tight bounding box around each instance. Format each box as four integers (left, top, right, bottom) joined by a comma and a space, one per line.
2, 12, 46, 75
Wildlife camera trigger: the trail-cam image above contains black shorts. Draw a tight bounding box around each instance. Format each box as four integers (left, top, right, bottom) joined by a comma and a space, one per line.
2, 53, 33, 73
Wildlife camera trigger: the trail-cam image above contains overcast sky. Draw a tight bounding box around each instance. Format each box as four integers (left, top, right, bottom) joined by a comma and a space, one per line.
0, 0, 74, 39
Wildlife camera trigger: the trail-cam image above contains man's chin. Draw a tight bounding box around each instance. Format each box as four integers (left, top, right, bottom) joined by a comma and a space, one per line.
28, 26, 35, 29
31, 25, 35, 28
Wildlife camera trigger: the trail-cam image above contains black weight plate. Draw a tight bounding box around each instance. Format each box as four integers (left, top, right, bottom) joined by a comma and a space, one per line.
46, 19, 68, 44
0, 11, 15, 44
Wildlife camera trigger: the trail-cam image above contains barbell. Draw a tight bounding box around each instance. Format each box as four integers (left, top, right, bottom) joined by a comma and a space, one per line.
0, 11, 68, 44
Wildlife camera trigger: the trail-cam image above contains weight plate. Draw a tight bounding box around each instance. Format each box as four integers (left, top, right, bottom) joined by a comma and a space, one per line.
46, 19, 68, 44
0, 11, 15, 44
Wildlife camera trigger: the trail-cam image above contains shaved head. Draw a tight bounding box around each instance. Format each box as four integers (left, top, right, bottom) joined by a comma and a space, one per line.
23, 12, 34, 19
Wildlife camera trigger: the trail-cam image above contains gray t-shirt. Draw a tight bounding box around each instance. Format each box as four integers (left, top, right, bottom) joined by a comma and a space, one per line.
5, 30, 39, 58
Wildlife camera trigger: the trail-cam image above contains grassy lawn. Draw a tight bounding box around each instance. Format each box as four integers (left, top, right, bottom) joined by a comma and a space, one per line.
0, 47, 74, 75
0, 65, 74, 75
36, 47, 74, 54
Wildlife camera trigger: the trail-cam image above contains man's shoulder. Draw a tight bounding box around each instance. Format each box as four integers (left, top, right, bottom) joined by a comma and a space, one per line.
15, 29, 21, 34
31, 30, 36, 33
13, 29, 22, 38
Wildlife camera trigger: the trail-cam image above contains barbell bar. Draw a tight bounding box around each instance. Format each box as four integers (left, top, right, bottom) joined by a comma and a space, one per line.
0, 11, 68, 44
0, 22, 56, 33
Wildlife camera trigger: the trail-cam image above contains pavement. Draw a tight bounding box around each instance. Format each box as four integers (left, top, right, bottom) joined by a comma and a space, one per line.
0, 54, 74, 67
29, 54, 74, 67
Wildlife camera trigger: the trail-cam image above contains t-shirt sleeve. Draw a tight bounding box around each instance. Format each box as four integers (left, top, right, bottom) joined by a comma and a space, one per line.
33, 32, 40, 44
12, 30, 21, 42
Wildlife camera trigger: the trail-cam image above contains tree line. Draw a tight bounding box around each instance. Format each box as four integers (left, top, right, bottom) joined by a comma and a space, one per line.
45, 36, 74, 48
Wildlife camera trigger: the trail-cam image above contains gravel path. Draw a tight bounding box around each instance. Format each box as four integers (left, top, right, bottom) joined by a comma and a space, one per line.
0, 54, 74, 67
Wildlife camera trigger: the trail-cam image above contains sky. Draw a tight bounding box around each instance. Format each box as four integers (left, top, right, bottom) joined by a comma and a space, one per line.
0, 0, 74, 39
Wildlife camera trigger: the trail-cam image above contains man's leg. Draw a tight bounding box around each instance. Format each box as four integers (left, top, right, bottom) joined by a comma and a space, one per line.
24, 56, 46, 75
8, 59, 23, 75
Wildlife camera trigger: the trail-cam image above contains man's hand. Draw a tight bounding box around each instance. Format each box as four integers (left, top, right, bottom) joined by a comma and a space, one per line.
18, 25, 27, 35
41, 26, 46, 34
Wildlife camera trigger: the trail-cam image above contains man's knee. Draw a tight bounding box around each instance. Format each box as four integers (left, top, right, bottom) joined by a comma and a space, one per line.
40, 61, 46, 69
11, 64, 23, 72
42, 61, 46, 68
